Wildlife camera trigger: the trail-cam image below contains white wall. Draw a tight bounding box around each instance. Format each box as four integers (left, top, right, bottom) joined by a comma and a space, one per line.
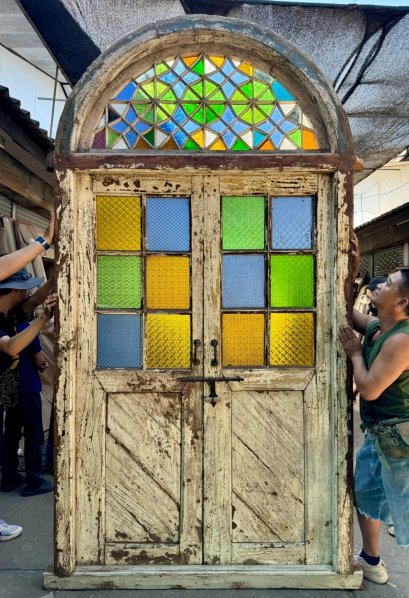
354, 160, 409, 226
0, 45, 67, 138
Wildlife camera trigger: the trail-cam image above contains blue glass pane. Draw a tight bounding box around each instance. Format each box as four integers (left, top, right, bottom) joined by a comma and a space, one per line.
272, 196, 313, 250
146, 197, 190, 252
97, 314, 142, 368
222, 255, 265, 308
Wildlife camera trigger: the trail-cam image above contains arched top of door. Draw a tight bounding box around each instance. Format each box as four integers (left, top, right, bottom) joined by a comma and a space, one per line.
56, 15, 353, 158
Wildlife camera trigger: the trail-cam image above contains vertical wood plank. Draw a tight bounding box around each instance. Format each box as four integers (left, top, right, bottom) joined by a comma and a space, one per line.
203, 174, 232, 565
54, 169, 77, 575
75, 174, 106, 565
305, 174, 333, 564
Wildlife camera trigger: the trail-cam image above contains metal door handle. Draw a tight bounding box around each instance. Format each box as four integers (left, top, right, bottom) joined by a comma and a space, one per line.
192, 339, 201, 366
210, 339, 218, 366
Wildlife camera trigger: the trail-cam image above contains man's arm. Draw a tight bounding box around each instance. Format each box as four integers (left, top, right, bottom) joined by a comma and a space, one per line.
352, 307, 377, 335
339, 325, 409, 401
23, 276, 55, 313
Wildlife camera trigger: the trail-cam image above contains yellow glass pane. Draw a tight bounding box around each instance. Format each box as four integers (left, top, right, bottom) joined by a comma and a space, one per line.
96, 195, 141, 250
146, 256, 190, 309
147, 314, 191, 368
222, 313, 264, 366
270, 313, 314, 367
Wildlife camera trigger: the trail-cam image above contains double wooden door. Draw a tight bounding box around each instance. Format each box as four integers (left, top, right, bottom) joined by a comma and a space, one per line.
74, 171, 333, 568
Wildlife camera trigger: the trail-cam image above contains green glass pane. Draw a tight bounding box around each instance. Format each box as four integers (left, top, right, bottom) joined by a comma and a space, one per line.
192, 106, 204, 124
144, 129, 155, 145
205, 80, 217, 97
185, 138, 200, 150
184, 103, 198, 115
241, 108, 253, 124
254, 81, 268, 98
184, 88, 201, 101
142, 82, 155, 98
231, 104, 248, 117
241, 82, 253, 98
97, 256, 142, 308
133, 102, 150, 113
289, 129, 302, 148
258, 104, 274, 117
108, 130, 119, 145
270, 255, 314, 308
205, 107, 218, 123
191, 82, 203, 97
222, 196, 265, 250
232, 138, 250, 150
134, 88, 151, 101
157, 107, 168, 122
156, 62, 168, 75
192, 58, 204, 75
232, 89, 248, 102
253, 107, 266, 124
259, 89, 275, 102
156, 81, 168, 96
212, 90, 225, 101
162, 89, 177, 101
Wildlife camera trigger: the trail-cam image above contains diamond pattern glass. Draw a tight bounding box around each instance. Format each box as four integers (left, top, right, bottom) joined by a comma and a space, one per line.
96, 196, 141, 250
92, 54, 320, 151
146, 314, 190, 368
146, 197, 190, 251
97, 314, 142, 368
222, 196, 265, 250
272, 197, 313, 249
223, 255, 265, 308
146, 256, 190, 309
270, 312, 314, 366
97, 256, 142, 308
270, 255, 314, 307
222, 313, 265, 366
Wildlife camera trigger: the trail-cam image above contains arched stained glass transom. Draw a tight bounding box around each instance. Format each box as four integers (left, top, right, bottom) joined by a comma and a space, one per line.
92, 54, 320, 151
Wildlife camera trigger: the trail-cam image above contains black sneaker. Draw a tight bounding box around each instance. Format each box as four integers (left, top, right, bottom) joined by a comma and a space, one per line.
20, 478, 53, 497
1, 473, 25, 492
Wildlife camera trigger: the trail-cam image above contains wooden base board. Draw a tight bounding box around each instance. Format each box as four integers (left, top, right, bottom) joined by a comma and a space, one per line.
44, 565, 363, 590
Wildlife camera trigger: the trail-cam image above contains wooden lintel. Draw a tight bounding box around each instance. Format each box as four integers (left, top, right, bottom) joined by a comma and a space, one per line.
56, 152, 355, 173
0, 149, 54, 210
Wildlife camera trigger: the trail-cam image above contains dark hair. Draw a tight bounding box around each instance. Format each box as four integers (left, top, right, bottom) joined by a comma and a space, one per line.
0, 288, 13, 296
399, 268, 409, 315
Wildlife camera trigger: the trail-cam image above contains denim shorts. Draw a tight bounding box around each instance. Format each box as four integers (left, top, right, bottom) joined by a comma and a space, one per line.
354, 433, 409, 547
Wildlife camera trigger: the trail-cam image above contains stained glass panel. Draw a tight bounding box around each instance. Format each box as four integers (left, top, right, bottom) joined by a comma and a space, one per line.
96, 196, 141, 250
270, 255, 314, 307
272, 197, 313, 249
146, 255, 190, 309
146, 314, 190, 368
146, 197, 190, 251
223, 255, 265, 308
270, 312, 314, 366
92, 54, 320, 151
97, 256, 142, 308
97, 314, 142, 368
223, 313, 265, 366
222, 196, 265, 250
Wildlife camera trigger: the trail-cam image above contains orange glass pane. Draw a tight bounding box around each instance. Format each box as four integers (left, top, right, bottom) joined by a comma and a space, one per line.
302, 129, 318, 150
146, 256, 190, 309
96, 196, 141, 250
147, 314, 191, 368
270, 313, 314, 367
223, 313, 265, 366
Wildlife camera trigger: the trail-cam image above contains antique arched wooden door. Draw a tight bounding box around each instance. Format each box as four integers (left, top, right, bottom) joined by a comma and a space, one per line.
47, 18, 362, 590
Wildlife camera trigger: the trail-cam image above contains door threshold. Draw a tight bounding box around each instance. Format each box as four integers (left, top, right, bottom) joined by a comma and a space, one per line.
44, 564, 363, 590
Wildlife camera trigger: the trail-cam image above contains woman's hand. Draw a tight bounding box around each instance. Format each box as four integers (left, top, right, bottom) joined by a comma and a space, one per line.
43, 212, 55, 247
339, 325, 363, 358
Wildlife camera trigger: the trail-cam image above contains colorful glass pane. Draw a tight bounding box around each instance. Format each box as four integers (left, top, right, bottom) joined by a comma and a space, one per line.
97, 314, 142, 368
92, 54, 320, 151
146, 314, 190, 368
223, 255, 265, 308
97, 256, 142, 308
270, 312, 314, 366
272, 197, 313, 249
222, 196, 265, 250
146, 197, 190, 252
270, 255, 314, 308
146, 256, 190, 309
222, 313, 265, 366
96, 196, 141, 250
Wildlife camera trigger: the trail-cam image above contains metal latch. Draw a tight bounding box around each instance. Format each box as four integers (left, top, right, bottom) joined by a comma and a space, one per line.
178, 376, 244, 407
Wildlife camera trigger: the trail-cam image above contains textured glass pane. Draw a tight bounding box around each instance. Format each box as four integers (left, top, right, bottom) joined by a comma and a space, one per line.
222, 196, 265, 250
92, 54, 320, 152
96, 196, 141, 250
147, 314, 190, 368
146, 197, 190, 251
97, 256, 142, 308
222, 313, 264, 366
223, 255, 265, 308
270, 255, 314, 308
272, 197, 313, 249
97, 314, 142, 368
146, 256, 190, 309
270, 313, 314, 367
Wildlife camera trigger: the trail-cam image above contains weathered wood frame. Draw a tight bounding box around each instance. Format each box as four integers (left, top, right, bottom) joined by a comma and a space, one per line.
48, 15, 361, 590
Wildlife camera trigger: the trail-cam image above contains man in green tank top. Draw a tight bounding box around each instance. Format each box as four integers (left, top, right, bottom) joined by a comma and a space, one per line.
339, 238, 409, 584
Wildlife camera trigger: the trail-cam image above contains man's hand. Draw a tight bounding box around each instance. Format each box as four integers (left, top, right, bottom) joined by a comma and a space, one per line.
350, 231, 360, 279
43, 212, 55, 247
339, 325, 363, 358
44, 293, 58, 318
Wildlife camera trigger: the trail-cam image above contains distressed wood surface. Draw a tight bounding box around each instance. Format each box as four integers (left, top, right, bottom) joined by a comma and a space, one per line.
218, 173, 318, 195
304, 174, 333, 565
105, 544, 180, 566
231, 544, 305, 565
91, 174, 192, 196
44, 565, 363, 590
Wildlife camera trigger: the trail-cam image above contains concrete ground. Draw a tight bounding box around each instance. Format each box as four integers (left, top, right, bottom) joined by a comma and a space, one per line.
0, 403, 408, 598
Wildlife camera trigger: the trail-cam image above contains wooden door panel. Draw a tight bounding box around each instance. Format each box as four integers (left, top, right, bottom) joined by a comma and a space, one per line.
232, 391, 304, 545
106, 393, 181, 544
